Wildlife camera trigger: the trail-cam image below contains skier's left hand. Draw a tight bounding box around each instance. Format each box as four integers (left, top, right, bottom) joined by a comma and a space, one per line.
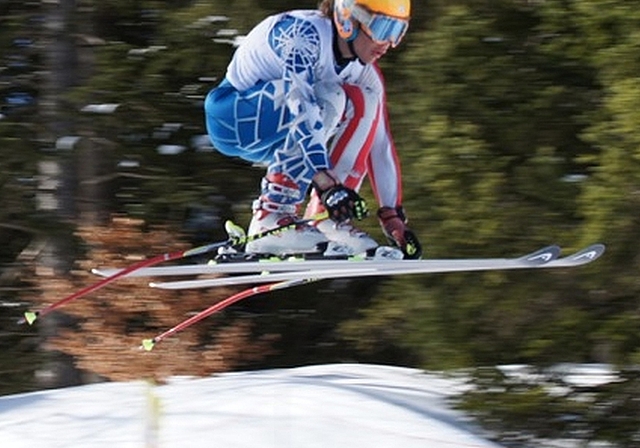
312, 170, 368, 223
377, 206, 422, 259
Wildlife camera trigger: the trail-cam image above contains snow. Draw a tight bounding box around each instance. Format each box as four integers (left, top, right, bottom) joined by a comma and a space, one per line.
0, 363, 502, 448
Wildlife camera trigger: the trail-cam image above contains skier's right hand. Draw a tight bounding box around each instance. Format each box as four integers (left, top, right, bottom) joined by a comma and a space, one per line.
312, 170, 368, 223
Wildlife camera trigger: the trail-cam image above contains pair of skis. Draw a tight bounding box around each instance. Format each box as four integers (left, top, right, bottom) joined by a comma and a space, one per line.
122, 243, 605, 352
96, 243, 603, 290
19, 219, 605, 351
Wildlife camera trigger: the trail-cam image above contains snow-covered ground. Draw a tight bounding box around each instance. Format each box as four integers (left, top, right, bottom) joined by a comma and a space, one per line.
0, 363, 502, 448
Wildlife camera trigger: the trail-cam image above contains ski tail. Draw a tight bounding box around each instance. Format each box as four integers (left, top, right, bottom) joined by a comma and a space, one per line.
20, 218, 325, 324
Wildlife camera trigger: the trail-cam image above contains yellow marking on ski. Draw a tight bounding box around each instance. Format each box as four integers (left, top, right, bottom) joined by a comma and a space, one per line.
259, 257, 281, 263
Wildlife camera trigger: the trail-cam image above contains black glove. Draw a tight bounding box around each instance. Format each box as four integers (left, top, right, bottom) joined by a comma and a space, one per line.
312, 170, 368, 223
377, 206, 422, 259
318, 185, 368, 222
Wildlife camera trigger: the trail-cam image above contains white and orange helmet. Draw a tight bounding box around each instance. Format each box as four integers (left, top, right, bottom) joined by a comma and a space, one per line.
334, 0, 411, 47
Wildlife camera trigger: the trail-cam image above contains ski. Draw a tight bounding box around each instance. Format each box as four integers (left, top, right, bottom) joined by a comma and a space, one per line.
94, 244, 566, 279
148, 244, 604, 290
147, 244, 607, 291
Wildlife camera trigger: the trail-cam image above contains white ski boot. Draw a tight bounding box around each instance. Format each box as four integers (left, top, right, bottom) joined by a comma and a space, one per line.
305, 193, 378, 256
245, 208, 328, 255
314, 218, 379, 256
245, 173, 330, 256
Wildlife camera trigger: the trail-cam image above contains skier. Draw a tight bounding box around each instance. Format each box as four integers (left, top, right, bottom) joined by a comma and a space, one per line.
204, 0, 421, 259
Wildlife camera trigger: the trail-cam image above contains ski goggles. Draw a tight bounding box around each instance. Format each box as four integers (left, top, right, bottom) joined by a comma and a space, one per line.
351, 6, 409, 47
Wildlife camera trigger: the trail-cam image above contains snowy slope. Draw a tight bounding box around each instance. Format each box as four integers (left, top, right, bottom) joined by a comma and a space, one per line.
0, 363, 502, 448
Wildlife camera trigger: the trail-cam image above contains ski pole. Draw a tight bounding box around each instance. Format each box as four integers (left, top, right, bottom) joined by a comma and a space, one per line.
19, 240, 233, 326
20, 214, 328, 325
140, 277, 317, 351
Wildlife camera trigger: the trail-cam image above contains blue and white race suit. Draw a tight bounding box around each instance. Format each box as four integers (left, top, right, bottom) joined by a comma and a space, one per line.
204, 10, 403, 210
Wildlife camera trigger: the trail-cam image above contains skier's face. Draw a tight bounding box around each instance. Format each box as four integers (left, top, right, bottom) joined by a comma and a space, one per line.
352, 26, 391, 64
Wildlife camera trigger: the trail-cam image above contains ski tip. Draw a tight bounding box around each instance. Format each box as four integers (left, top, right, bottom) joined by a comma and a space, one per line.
565, 243, 606, 265
140, 339, 156, 351
521, 245, 562, 265
20, 311, 38, 326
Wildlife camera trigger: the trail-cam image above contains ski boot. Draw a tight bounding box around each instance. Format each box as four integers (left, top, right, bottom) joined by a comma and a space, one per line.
305, 193, 379, 256
244, 174, 329, 256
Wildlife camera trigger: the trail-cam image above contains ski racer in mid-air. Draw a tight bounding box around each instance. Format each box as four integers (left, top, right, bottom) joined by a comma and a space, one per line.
204, 0, 421, 259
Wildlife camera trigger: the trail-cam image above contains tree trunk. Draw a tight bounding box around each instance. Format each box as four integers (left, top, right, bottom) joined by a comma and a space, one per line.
36, 0, 107, 389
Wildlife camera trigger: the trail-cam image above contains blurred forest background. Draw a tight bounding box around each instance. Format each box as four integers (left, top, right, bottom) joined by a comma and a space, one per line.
1, 0, 639, 446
